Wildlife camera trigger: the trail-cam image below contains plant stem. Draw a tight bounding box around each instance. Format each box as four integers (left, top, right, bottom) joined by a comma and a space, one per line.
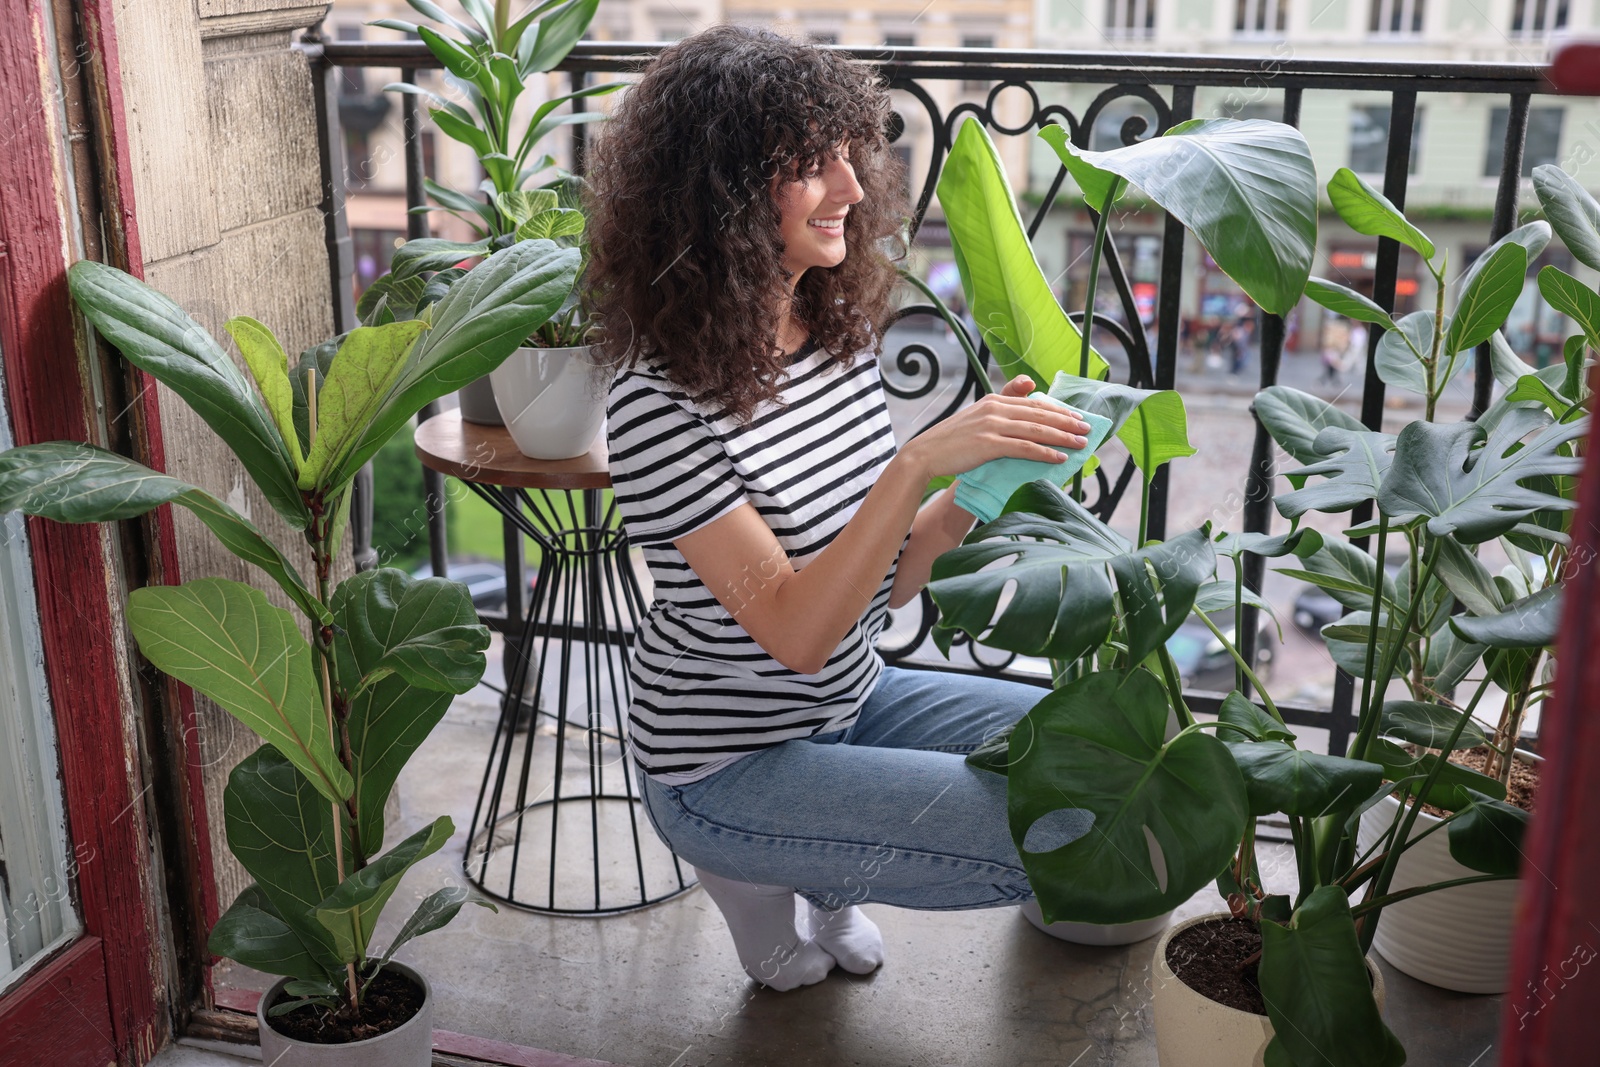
1072, 177, 1121, 501
1233, 559, 1245, 694
1353, 515, 1389, 755
1193, 607, 1282, 724
897, 269, 993, 396
1352, 536, 1439, 764
1156, 644, 1194, 729
1351, 874, 1510, 919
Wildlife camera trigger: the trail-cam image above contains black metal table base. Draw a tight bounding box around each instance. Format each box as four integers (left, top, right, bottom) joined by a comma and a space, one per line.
461, 484, 694, 915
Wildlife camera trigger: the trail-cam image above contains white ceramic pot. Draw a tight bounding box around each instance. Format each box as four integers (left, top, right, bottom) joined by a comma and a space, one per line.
1019, 899, 1173, 946
490, 344, 610, 460
257, 961, 432, 1066
1355, 753, 1535, 994
1152, 914, 1386, 1067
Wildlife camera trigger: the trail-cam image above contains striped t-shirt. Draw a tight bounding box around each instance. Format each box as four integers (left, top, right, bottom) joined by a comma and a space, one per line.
606, 340, 901, 784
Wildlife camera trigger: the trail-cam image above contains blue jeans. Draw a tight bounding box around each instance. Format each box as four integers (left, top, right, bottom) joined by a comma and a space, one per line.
636, 665, 1093, 911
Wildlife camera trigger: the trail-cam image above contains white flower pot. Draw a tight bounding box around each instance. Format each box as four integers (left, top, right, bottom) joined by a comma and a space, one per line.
490, 344, 610, 460
1152, 914, 1385, 1067
1355, 754, 1535, 994
257, 961, 432, 1066
1018, 899, 1173, 945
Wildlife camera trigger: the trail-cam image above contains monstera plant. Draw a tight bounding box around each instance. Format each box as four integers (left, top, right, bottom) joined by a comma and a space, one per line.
0, 238, 579, 1050
924, 115, 1590, 1065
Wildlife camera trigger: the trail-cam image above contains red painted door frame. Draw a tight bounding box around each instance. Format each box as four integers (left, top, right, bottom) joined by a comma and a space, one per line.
0, 0, 214, 1064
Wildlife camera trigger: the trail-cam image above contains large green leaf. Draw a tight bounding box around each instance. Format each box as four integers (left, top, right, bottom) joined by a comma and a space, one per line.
1533, 164, 1600, 273
377, 886, 489, 967
519, 0, 599, 74
1322, 610, 1410, 681
1274, 537, 1397, 614
0, 442, 327, 623
928, 481, 1214, 666
1041, 118, 1318, 316
333, 239, 580, 489
1538, 266, 1600, 348
1276, 427, 1397, 519
1458, 221, 1550, 298
1369, 739, 1507, 810
1447, 788, 1530, 876
1450, 584, 1562, 649
1302, 277, 1394, 328
333, 568, 487, 859
1432, 536, 1505, 616
1007, 670, 1246, 924
1216, 690, 1296, 743
1258, 886, 1406, 1067
390, 238, 493, 279
1445, 243, 1527, 357
1326, 167, 1434, 260
1253, 386, 1368, 465
208, 884, 325, 981
223, 747, 349, 970
1377, 417, 1587, 544
298, 321, 429, 491
225, 317, 305, 474
1046, 373, 1196, 475
65, 261, 308, 530
313, 817, 454, 963
1380, 700, 1488, 750
128, 579, 351, 803
1374, 310, 1454, 395
937, 121, 1107, 385
1226, 742, 1384, 817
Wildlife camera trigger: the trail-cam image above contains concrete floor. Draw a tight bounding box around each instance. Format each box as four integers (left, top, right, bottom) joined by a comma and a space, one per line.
210, 668, 1507, 1067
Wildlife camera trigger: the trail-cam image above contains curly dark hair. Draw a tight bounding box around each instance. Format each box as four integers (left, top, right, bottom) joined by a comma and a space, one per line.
584, 24, 909, 423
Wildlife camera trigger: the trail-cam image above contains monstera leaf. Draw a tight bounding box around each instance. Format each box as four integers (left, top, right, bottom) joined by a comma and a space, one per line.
928, 481, 1215, 666
1275, 427, 1398, 519
1378, 417, 1587, 544
65, 261, 309, 530
1046, 373, 1196, 476
1040, 118, 1318, 316
1450, 584, 1563, 649
1259, 886, 1406, 1067
937, 120, 1109, 384
1253, 386, 1369, 465
1006, 669, 1247, 924
1225, 741, 1384, 817
331, 568, 489, 859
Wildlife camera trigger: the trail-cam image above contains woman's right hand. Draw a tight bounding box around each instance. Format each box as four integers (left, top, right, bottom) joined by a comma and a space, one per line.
897, 375, 1093, 482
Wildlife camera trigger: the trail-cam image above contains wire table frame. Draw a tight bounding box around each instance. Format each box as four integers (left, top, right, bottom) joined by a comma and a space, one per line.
415, 410, 695, 915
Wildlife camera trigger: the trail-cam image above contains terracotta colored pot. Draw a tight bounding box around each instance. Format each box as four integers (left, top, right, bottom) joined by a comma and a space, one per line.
1152, 914, 1385, 1067
256, 961, 432, 1066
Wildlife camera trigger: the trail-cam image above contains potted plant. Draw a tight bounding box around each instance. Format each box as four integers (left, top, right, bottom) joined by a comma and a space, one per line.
0, 238, 580, 1063
924, 120, 1588, 1064
1279, 161, 1598, 994
375, 0, 619, 436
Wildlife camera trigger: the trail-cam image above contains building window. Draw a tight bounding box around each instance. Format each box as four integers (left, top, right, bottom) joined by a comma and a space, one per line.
1511, 0, 1569, 35
807, 31, 839, 45
1105, 0, 1155, 37
1235, 0, 1287, 33
1484, 107, 1565, 178
883, 33, 916, 48
1349, 104, 1424, 175
1368, 0, 1425, 33
960, 35, 994, 92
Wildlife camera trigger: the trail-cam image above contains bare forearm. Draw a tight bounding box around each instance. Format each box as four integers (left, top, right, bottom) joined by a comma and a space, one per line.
888, 486, 977, 609
767, 453, 928, 672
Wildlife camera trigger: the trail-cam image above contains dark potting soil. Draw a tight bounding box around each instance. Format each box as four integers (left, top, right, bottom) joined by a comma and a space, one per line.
1418, 744, 1539, 818
1165, 917, 1266, 1016
265, 968, 424, 1045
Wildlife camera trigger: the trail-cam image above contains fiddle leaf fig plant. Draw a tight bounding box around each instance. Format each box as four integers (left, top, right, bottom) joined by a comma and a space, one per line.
925, 112, 1588, 1066
0, 238, 580, 1024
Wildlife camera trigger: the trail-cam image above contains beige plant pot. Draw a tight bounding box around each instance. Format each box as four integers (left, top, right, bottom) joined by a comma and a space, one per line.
1152, 914, 1385, 1067
1019, 899, 1173, 946
257, 961, 432, 1066
1354, 753, 1537, 995
490, 344, 610, 459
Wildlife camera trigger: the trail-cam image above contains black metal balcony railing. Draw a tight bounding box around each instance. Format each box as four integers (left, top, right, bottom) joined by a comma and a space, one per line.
301, 36, 1557, 759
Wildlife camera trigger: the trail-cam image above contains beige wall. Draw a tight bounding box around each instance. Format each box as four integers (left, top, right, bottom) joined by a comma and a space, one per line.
117, 0, 339, 906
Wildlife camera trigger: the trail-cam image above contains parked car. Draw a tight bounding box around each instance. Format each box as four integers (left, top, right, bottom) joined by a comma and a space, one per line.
410, 559, 536, 615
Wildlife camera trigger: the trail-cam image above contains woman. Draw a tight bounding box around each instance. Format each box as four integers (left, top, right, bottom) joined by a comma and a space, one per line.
585, 25, 1094, 991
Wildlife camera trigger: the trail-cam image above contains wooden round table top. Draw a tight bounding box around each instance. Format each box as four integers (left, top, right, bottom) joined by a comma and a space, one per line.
414, 408, 612, 490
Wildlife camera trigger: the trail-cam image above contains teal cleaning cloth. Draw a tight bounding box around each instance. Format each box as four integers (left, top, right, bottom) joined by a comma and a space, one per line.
953, 393, 1114, 524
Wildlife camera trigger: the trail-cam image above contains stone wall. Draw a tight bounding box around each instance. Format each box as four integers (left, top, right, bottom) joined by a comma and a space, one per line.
116, 0, 342, 908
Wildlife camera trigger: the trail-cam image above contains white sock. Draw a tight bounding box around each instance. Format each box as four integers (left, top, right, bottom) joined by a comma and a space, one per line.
693, 866, 836, 991
805, 902, 884, 975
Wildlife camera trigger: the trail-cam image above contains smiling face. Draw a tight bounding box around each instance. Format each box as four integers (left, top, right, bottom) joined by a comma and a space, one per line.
773, 143, 865, 288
